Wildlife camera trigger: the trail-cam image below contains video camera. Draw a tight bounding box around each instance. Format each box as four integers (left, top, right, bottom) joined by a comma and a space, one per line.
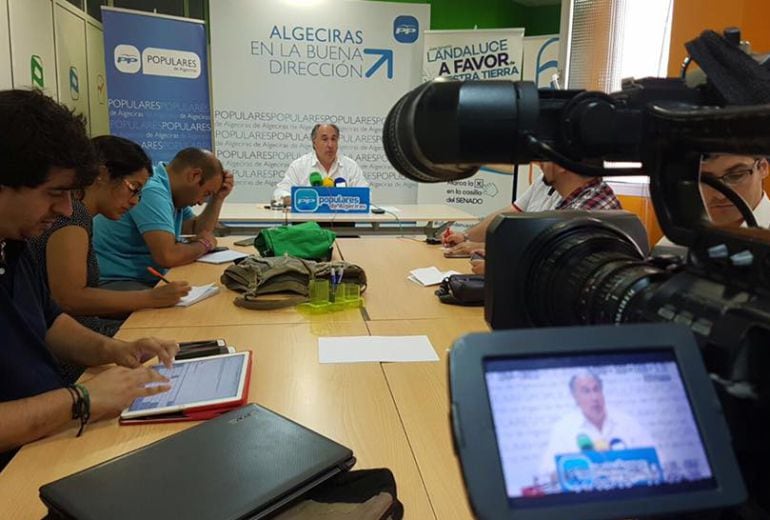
383, 29, 770, 514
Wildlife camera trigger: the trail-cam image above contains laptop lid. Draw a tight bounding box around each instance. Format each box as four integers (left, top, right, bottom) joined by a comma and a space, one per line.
40, 404, 355, 520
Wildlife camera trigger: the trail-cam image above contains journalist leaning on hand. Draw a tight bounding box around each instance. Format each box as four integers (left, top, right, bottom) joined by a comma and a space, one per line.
0, 89, 179, 471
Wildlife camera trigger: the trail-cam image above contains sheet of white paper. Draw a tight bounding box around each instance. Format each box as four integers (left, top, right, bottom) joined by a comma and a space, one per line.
318, 335, 439, 363
408, 266, 460, 286
176, 283, 220, 307
196, 250, 249, 264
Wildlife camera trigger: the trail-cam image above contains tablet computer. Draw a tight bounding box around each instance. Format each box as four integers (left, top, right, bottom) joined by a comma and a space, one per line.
449, 323, 745, 519
120, 351, 251, 422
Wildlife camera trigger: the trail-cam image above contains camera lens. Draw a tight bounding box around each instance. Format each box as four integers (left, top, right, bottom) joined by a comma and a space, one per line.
520, 218, 667, 326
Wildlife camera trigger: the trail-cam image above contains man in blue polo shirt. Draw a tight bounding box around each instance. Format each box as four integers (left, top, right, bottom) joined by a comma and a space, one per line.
0, 90, 179, 470
94, 148, 234, 287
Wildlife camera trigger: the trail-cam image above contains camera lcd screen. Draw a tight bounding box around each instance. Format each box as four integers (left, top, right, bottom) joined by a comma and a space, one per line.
484, 350, 716, 508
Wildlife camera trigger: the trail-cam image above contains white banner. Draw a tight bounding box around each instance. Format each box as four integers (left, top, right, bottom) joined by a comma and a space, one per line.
418, 28, 525, 217
422, 27, 524, 81
210, 0, 429, 203
522, 34, 560, 87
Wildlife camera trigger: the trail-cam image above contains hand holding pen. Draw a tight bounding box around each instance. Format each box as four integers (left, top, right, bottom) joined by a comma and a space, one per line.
442, 227, 467, 247
146, 266, 191, 307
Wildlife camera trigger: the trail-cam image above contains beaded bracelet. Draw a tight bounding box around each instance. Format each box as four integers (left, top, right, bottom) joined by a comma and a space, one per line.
69, 384, 91, 437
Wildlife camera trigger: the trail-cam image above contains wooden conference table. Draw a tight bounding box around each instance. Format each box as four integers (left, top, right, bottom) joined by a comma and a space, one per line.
0, 236, 490, 519
212, 203, 479, 238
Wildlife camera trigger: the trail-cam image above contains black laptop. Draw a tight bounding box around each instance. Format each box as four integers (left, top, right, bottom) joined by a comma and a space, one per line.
40, 404, 356, 520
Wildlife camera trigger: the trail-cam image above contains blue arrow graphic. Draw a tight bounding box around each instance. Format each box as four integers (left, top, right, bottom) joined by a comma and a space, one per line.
364, 48, 393, 79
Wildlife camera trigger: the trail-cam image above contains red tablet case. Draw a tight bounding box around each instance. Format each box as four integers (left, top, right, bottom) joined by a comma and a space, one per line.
119, 351, 253, 425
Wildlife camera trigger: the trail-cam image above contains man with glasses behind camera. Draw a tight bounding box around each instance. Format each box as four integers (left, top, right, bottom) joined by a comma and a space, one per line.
657, 154, 770, 248
93, 148, 234, 288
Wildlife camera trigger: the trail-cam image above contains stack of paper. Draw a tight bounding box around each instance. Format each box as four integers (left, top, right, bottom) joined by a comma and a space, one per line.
176, 283, 220, 307
197, 250, 249, 264
408, 266, 460, 287
318, 335, 439, 364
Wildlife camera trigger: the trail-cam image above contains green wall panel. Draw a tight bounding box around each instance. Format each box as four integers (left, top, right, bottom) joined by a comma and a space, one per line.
368, 0, 560, 34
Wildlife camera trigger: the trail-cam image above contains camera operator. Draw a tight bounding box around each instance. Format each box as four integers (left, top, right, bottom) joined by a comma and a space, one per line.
444, 161, 621, 273
657, 154, 770, 248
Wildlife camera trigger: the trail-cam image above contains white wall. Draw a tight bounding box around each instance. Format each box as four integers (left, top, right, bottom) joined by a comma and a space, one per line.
8, 0, 57, 98
5, 0, 105, 135
0, 0, 12, 89
86, 20, 108, 136
54, 2, 89, 120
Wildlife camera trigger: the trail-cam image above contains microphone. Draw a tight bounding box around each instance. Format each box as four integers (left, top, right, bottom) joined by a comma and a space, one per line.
334, 177, 347, 187
576, 433, 594, 452
321, 177, 335, 187
309, 171, 323, 186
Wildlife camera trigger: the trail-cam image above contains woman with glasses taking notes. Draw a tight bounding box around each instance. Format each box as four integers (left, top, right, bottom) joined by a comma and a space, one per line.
28, 136, 191, 340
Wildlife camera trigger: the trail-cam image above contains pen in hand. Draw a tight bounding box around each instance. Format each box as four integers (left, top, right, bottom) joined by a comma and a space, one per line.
146, 266, 171, 284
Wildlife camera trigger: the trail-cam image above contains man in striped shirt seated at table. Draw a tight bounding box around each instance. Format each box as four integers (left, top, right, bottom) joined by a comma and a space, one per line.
443, 161, 621, 274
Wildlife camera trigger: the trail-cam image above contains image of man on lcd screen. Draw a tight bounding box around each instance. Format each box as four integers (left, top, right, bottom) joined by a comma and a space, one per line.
538, 370, 658, 488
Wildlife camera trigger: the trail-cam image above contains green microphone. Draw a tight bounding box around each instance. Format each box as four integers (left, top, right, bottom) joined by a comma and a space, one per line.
577, 433, 594, 452
309, 171, 323, 186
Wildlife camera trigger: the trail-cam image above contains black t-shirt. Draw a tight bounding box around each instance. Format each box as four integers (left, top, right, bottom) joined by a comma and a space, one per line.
27, 199, 121, 338
0, 240, 66, 469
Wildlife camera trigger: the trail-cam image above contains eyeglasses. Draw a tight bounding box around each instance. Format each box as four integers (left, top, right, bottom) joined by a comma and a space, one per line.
701, 159, 760, 187
123, 179, 143, 201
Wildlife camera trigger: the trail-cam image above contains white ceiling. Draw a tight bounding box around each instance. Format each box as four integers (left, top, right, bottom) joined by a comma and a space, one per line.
514, 0, 562, 6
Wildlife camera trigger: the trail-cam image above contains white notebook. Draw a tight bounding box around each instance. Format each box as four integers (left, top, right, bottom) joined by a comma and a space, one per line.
407, 266, 460, 287
176, 283, 220, 307
196, 250, 249, 264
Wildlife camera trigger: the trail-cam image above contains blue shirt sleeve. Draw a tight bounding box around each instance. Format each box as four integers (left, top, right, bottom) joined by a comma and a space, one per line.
130, 184, 177, 235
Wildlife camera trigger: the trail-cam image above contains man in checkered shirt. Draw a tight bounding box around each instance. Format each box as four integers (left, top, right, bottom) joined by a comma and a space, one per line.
443, 162, 621, 274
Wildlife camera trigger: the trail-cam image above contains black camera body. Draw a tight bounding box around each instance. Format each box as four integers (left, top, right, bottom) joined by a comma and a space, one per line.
485, 210, 770, 512
383, 29, 770, 512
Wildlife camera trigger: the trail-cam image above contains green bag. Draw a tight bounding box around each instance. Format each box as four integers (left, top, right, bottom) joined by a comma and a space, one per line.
254, 222, 336, 261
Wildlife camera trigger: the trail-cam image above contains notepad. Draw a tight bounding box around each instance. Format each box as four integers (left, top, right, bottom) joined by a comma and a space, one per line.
318, 335, 439, 363
197, 250, 249, 264
408, 266, 460, 287
176, 283, 220, 307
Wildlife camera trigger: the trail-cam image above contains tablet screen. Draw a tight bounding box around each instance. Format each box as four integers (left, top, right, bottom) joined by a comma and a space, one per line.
127, 353, 247, 414
484, 350, 715, 507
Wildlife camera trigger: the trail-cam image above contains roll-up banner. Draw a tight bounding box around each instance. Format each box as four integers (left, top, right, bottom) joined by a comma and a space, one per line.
523, 34, 560, 88
418, 28, 526, 217
102, 7, 211, 162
